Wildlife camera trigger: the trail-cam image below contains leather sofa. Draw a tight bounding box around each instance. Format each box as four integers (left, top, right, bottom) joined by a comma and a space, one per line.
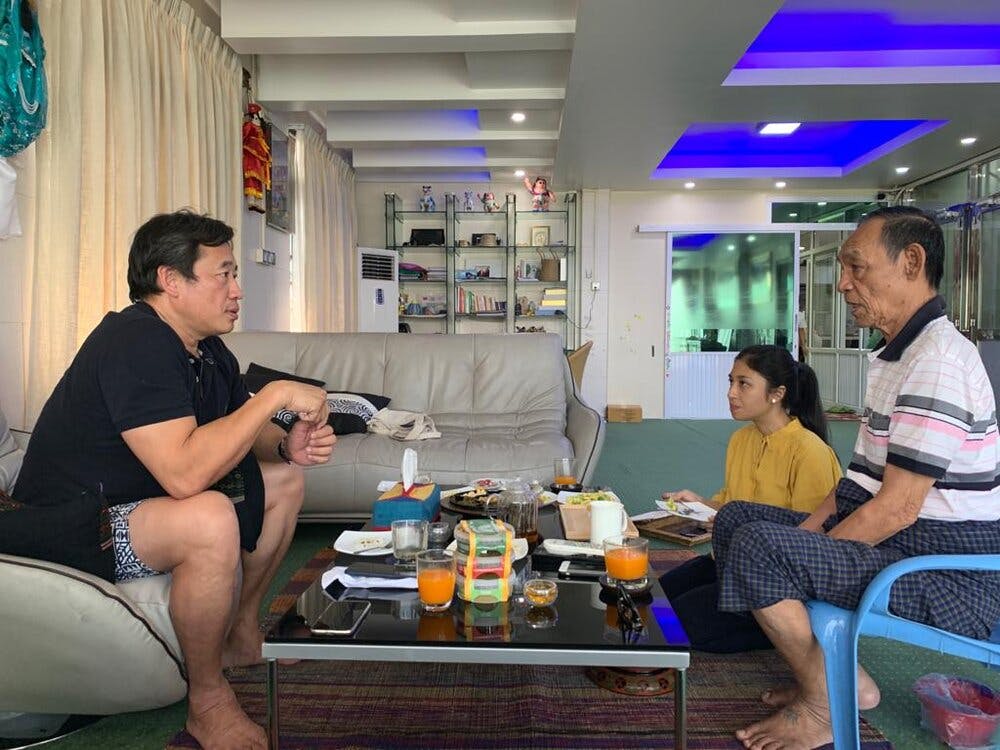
0, 410, 185, 720
222, 332, 605, 520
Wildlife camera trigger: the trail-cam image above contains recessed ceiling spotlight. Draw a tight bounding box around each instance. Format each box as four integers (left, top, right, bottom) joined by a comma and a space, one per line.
514, 169, 525, 178
727, 244, 735, 251
960, 136, 977, 146
757, 122, 801, 136
510, 112, 526, 123
684, 181, 696, 189
817, 201, 827, 206
747, 235, 756, 242
775, 181, 787, 189
895, 166, 910, 174
788, 212, 798, 218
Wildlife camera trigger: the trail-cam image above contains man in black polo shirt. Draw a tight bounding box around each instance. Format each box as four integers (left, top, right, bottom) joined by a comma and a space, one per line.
14, 211, 334, 750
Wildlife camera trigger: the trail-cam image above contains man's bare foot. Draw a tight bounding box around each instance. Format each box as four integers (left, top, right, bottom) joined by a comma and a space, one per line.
737, 697, 832, 750
223, 623, 265, 668
761, 668, 881, 710
186, 684, 266, 750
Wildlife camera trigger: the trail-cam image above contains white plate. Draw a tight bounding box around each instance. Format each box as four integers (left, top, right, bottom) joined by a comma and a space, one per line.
446, 537, 529, 561
333, 530, 393, 556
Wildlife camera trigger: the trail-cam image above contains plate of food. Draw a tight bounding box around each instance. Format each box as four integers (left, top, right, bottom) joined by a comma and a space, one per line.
441, 485, 502, 516
333, 530, 393, 556
473, 477, 505, 492
558, 489, 622, 505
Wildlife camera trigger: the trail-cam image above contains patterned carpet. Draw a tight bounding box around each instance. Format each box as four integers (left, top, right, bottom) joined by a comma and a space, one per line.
166, 549, 891, 749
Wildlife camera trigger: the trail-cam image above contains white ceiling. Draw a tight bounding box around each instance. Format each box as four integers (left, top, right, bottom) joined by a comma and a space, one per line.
219, 0, 1000, 191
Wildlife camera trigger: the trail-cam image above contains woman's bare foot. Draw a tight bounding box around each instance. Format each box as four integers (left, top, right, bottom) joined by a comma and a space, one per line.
761, 667, 881, 710
186, 684, 266, 750
737, 697, 832, 750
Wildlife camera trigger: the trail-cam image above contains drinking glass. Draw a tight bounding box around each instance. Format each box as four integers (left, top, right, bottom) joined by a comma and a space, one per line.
416, 549, 457, 612
391, 519, 428, 565
427, 521, 451, 550
603, 536, 649, 592
553, 457, 578, 487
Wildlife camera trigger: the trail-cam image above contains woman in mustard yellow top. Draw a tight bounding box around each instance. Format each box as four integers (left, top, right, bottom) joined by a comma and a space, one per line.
660, 345, 842, 653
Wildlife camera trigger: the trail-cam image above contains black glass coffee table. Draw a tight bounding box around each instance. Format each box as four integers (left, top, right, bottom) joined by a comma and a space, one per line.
263, 504, 691, 749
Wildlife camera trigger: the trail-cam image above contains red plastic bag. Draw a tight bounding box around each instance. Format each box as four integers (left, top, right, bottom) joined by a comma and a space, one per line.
914, 674, 1000, 749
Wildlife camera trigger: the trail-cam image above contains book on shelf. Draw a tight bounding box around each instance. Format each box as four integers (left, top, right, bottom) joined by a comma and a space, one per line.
456, 286, 507, 315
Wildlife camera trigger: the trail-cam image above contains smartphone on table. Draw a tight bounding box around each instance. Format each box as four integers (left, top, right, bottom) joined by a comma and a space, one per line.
308, 600, 372, 635
558, 560, 605, 580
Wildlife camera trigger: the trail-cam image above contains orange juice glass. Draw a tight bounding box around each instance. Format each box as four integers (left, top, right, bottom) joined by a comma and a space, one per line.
603, 536, 649, 592
553, 457, 578, 487
416, 550, 457, 612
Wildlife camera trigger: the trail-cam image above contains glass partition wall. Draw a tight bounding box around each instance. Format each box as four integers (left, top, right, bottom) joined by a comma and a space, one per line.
799, 229, 872, 411
665, 231, 796, 418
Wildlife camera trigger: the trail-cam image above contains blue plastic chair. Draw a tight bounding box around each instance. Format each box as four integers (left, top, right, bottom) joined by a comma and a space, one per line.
806, 555, 1000, 750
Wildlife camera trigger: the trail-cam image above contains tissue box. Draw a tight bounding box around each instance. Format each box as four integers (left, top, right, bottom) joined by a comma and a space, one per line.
371, 482, 441, 528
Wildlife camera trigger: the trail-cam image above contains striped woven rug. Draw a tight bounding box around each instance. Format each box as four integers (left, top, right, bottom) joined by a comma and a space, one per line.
167, 548, 891, 749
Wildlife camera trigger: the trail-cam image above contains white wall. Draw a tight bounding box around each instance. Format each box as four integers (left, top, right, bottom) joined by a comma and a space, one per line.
238, 206, 291, 331
0, 147, 33, 429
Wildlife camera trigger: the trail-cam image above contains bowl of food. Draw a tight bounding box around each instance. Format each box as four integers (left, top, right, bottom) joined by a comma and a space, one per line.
524, 579, 559, 607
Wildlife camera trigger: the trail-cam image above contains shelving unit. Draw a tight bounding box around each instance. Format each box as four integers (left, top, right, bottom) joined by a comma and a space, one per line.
386, 191, 577, 345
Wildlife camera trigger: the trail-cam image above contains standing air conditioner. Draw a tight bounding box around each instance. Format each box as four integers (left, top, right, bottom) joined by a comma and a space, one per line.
357, 246, 398, 332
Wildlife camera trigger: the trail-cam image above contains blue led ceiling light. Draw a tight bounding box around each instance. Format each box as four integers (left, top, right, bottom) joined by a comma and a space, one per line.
672, 233, 718, 250
727, 0, 1000, 86
652, 119, 946, 179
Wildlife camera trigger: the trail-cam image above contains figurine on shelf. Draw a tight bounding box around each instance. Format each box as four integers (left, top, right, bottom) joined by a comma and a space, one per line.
418, 185, 436, 212
242, 102, 271, 213
524, 175, 556, 212
462, 191, 475, 211
478, 191, 501, 212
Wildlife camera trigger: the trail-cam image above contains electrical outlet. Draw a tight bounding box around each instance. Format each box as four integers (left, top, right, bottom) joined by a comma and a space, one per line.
590, 281, 601, 291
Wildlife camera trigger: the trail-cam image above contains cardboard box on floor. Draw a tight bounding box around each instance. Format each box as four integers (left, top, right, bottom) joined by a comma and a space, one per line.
607, 404, 642, 422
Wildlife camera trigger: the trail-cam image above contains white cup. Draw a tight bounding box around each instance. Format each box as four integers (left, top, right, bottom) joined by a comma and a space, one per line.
589, 500, 628, 546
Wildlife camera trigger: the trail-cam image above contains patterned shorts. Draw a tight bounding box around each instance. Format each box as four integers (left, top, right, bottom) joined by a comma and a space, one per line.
108, 500, 164, 583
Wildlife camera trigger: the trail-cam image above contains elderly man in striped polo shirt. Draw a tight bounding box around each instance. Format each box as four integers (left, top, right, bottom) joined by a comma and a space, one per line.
711, 206, 1000, 750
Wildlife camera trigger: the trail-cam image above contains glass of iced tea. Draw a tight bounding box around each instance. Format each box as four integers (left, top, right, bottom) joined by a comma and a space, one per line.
553, 457, 578, 488
603, 536, 649, 592
416, 549, 457, 612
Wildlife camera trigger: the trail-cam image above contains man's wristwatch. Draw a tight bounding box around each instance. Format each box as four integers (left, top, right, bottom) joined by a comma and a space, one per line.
276, 437, 293, 464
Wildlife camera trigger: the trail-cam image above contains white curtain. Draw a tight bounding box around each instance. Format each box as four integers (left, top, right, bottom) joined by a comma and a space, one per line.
25, 0, 242, 424
291, 127, 357, 332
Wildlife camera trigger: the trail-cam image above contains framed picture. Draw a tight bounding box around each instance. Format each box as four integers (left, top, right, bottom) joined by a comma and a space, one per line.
531, 225, 550, 247
266, 126, 293, 233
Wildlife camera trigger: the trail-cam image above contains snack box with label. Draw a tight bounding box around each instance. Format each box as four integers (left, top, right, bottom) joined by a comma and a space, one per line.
453, 518, 514, 603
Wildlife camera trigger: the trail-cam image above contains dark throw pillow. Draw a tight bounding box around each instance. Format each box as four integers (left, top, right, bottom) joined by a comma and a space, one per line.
0, 487, 114, 582
326, 391, 391, 435
243, 363, 327, 432
243, 362, 326, 394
